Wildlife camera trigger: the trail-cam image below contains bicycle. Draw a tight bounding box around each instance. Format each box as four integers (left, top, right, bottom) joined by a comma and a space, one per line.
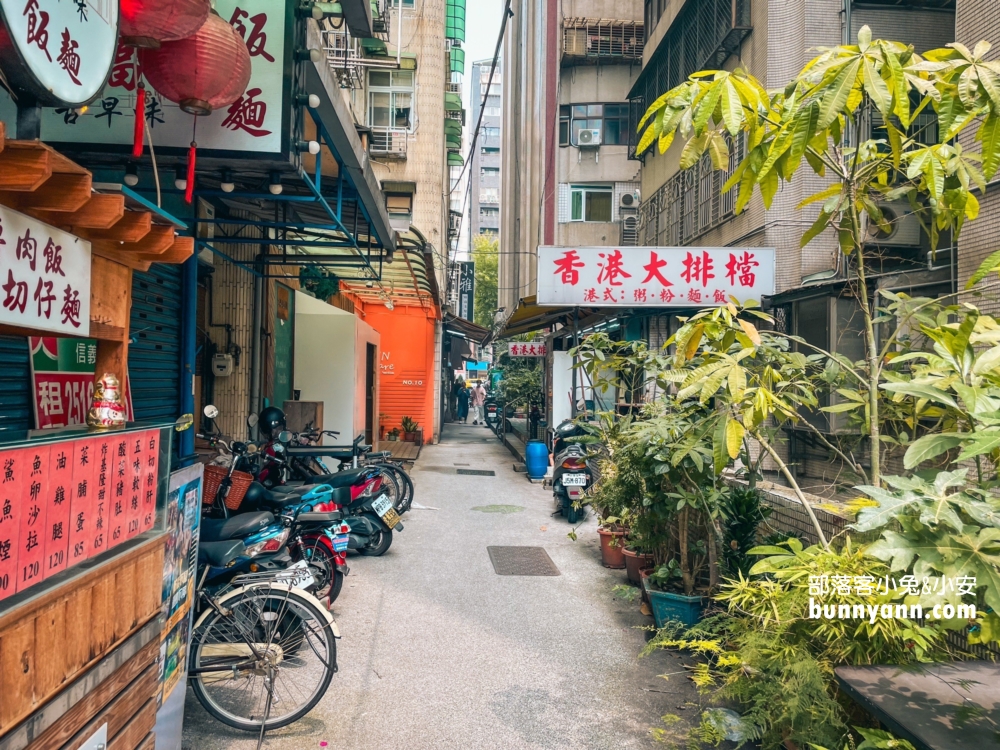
188, 545, 338, 740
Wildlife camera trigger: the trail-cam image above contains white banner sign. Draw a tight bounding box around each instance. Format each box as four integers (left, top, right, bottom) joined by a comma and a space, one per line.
0, 206, 91, 336
508, 343, 546, 357
0, 0, 285, 153
536, 246, 776, 307
0, 0, 118, 106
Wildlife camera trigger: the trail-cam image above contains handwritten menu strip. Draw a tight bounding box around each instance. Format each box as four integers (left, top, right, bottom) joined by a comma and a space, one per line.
16, 446, 51, 593
0, 429, 161, 602
43, 442, 76, 579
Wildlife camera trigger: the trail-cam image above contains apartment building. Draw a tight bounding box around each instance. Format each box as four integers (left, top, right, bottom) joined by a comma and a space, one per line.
499, 1, 645, 315
471, 59, 504, 241
321, 0, 471, 441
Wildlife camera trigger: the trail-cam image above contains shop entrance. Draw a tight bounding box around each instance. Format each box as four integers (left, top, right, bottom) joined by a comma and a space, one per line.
365, 342, 377, 444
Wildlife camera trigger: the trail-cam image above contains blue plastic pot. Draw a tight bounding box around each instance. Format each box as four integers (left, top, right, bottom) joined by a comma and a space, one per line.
525, 440, 549, 479
643, 578, 704, 627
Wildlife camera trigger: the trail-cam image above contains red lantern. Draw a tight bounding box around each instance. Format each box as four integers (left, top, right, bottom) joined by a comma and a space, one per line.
138, 13, 252, 116
119, 0, 212, 47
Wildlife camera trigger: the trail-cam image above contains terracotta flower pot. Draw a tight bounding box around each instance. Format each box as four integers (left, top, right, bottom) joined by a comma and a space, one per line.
597, 527, 626, 569
622, 548, 654, 584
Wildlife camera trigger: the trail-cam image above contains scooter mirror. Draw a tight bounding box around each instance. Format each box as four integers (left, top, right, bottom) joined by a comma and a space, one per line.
247, 413, 259, 428
277, 430, 292, 444
203, 404, 220, 419
174, 413, 194, 431
246, 443, 258, 454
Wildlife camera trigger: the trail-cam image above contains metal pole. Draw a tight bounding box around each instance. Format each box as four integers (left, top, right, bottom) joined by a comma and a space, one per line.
179, 253, 197, 463
570, 307, 579, 419
396, 0, 402, 66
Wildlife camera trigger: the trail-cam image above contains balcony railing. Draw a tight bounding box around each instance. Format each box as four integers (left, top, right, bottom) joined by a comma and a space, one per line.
637, 133, 744, 246
369, 127, 408, 158
563, 18, 644, 63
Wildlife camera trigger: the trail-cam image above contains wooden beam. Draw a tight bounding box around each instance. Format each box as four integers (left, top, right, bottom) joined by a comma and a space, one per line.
61, 666, 158, 750
137, 236, 193, 264
86, 211, 152, 244
2, 173, 93, 213
0, 144, 51, 192
33, 193, 126, 230
94, 225, 174, 259
0, 121, 5, 154
91, 244, 149, 271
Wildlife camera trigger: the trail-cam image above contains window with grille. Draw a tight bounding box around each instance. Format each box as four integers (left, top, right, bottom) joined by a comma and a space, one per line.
559, 103, 630, 146
368, 70, 414, 130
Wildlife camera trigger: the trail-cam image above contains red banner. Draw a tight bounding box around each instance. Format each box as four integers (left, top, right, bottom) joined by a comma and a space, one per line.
16, 445, 51, 593
43, 442, 76, 579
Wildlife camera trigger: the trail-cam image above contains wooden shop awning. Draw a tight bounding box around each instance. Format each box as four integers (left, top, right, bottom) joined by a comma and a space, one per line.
0, 122, 193, 274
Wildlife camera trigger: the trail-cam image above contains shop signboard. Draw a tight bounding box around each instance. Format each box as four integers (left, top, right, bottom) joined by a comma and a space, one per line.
0, 206, 91, 336
458, 261, 474, 322
29, 337, 97, 428
535, 246, 776, 307
0, 428, 161, 603
507, 342, 546, 357
0, 0, 119, 107
0, 0, 288, 155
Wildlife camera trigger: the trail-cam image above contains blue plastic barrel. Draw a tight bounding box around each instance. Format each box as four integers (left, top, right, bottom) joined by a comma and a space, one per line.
525, 441, 549, 479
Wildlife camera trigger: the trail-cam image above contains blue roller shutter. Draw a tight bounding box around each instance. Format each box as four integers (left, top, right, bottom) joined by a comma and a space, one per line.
0, 336, 32, 434
129, 264, 182, 422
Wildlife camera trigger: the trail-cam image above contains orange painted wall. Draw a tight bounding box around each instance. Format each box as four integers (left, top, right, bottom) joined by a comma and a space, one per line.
363, 304, 437, 440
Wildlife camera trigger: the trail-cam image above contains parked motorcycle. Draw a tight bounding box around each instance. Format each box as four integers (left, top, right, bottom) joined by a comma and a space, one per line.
551, 419, 594, 524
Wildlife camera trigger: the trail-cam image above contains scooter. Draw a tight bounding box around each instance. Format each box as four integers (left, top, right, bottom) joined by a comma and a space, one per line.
551, 419, 593, 524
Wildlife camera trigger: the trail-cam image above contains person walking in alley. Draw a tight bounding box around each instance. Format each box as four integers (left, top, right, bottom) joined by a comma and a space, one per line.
457, 382, 470, 423
471, 380, 487, 425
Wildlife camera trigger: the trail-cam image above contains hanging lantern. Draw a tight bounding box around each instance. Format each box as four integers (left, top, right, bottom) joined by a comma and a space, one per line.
119, 0, 212, 47
138, 12, 252, 116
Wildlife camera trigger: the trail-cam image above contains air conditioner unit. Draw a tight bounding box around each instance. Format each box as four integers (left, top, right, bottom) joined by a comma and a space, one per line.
865, 201, 921, 247
619, 191, 639, 209
577, 128, 601, 147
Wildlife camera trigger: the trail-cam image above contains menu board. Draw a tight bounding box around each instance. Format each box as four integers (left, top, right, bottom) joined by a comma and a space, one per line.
0, 428, 160, 603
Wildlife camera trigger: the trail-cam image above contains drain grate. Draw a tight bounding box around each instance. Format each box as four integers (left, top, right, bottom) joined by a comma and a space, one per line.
472, 504, 524, 513
487, 546, 560, 576
457, 469, 495, 476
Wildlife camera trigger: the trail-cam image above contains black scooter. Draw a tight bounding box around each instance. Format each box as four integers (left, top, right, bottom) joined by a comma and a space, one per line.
551, 419, 593, 524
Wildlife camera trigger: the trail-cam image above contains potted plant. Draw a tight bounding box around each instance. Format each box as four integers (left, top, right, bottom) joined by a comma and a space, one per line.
597, 520, 627, 569
401, 416, 418, 442
622, 544, 654, 585
388, 427, 400, 442
642, 560, 704, 627
378, 413, 390, 441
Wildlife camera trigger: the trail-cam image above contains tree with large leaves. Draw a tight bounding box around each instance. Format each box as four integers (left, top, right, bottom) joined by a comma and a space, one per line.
637, 27, 1000, 487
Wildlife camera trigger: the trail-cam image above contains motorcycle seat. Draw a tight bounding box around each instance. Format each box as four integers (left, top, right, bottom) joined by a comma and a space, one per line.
311, 467, 369, 489
244, 481, 307, 511
201, 511, 275, 542
198, 540, 246, 568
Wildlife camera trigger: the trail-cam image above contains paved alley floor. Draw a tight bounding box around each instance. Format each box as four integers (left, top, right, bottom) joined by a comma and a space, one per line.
182, 423, 698, 749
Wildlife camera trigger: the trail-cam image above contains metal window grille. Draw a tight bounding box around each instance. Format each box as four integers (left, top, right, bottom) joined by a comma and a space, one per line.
563, 18, 644, 61
628, 0, 752, 161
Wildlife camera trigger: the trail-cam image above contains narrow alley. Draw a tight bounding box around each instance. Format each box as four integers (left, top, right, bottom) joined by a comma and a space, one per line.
182, 424, 696, 749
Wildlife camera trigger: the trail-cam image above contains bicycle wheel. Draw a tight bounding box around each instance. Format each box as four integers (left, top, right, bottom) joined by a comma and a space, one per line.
372, 466, 401, 509
293, 537, 340, 602
378, 463, 413, 513
190, 584, 336, 732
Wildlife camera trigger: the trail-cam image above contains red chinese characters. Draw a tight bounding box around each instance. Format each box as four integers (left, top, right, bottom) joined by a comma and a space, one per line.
553, 250, 585, 286
726, 251, 759, 287
596, 250, 631, 287
57, 28, 82, 86
681, 251, 714, 287
221, 88, 271, 137
141, 432, 160, 532
641, 251, 672, 286
23, 0, 52, 62
229, 7, 275, 62
43, 443, 75, 578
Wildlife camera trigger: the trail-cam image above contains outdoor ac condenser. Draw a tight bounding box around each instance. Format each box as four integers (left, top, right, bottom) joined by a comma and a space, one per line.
577, 128, 601, 147
865, 201, 921, 247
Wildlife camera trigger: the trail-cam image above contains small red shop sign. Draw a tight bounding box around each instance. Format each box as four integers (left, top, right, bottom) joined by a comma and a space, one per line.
0, 429, 160, 603
0, 206, 91, 336
508, 343, 546, 357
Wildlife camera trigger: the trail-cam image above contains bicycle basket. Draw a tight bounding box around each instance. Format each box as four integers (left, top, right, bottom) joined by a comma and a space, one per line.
203, 464, 254, 510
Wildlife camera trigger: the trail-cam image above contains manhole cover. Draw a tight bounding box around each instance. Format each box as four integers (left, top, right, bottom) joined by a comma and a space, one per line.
487, 546, 560, 576
457, 469, 495, 476
471, 505, 524, 513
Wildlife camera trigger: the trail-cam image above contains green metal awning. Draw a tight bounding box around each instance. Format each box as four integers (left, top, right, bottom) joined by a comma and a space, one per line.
444, 118, 462, 135
450, 47, 465, 74
446, 133, 461, 149
445, 92, 462, 111
361, 37, 387, 54
446, 0, 466, 42
447, 151, 464, 166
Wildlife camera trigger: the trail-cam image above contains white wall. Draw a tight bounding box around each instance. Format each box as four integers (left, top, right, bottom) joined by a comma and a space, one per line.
353, 317, 380, 442
294, 292, 358, 444
551, 350, 574, 427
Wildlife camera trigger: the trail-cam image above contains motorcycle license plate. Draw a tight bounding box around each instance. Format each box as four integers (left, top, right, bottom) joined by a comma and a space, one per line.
331, 534, 349, 552
381, 508, 401, 530
276, 560, 315, 590
562, 474, 587, 486
372, 494, 394, 517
